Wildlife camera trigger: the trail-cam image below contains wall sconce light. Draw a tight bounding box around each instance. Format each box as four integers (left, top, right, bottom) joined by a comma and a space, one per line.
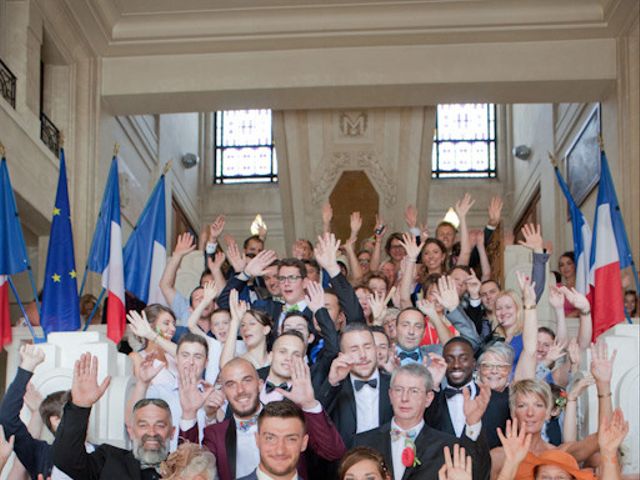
181, 153, 199, 169
251, 214, 267, 235
442, 208, 460, 229
512, 145, 532, 160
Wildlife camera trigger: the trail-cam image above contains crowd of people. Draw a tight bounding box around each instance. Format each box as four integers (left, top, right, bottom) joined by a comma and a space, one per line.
0, 194, 636, 480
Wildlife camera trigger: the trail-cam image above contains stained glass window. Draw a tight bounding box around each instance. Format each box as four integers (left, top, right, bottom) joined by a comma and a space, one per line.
432, 104, 496, 178
214, 109, 277, 184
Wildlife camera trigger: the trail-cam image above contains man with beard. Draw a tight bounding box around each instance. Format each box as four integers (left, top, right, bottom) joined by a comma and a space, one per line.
179, 357, 345, 480
424, 336, 508, 449
53, 353, 174, 479
237, 401, 309, 480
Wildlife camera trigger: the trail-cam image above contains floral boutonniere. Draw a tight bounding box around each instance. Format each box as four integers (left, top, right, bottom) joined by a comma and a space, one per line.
401, 438, 421, 468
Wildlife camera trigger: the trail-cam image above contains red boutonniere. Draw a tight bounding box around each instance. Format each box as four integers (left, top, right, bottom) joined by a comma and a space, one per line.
401, 442, 422, 468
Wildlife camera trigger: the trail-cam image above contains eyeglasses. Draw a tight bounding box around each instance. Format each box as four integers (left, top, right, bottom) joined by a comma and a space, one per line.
479, 362, 511, 372
390, 386, 426, 397
389, 245, 405, 251
277, 275, 303, 284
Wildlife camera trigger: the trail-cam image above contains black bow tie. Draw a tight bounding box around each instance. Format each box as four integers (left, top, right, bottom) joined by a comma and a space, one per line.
398, 350, 420, 361
265, 381, 291, 394
354, 378, 378, 391
444, 386, 465, 399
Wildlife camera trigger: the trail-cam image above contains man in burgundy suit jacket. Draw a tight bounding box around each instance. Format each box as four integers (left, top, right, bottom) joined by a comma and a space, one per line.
178, 357, 345, 480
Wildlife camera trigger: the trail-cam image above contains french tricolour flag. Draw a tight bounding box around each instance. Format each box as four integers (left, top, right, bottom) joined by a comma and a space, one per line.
123, 174, 167, 307
588, 150, 634, 340
554, 166, 592, 294
87, 158, 125, 343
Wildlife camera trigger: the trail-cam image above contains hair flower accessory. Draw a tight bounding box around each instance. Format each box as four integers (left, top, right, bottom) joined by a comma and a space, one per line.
555, 390, 568, 409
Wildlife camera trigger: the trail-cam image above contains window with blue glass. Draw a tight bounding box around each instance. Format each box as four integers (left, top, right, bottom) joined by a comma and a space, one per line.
214, 109, 277, 184
432, 104, 496, 178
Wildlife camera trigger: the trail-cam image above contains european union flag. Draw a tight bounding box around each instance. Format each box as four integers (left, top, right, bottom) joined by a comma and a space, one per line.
40, 149, 80, 334
0, 157, 30, 275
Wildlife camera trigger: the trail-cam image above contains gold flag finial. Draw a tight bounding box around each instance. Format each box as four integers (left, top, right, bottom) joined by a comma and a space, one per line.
0, 142, 5, 157
547, 152, 558, 168
58, 131, 65, 149
598, 135, 604, 151
113, 142, 120, 156
162, 160, 173, 176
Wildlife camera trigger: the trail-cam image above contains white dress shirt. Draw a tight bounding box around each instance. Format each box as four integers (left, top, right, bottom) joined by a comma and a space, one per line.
390, 418, 424, 480
443, 380, 482, 440
350, 370, 380, 433
256, 467, 299, 480
236, 417, 261, 478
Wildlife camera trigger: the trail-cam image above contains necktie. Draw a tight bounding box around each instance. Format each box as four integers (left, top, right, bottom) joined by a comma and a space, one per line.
444, 386, 464, 399
237, 416, 258, 432
285, 304, 300, 313
354, 378, 378, 391
309, 338, 325, 364
265, 381, 291, 394
390, 427, 418, 442
398, 350, 420, 361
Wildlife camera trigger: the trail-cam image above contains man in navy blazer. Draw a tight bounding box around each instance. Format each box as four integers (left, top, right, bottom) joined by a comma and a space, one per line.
237, 401, 309, 480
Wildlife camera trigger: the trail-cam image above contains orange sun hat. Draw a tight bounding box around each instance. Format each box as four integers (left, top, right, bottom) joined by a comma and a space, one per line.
518, 450, 597, 480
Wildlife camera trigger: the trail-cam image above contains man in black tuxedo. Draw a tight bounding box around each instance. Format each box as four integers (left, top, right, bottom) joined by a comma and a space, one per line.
425, 336, 509, 449
53, 353, 173, 480
354, 363, 491, 480
316, 323, 393, 448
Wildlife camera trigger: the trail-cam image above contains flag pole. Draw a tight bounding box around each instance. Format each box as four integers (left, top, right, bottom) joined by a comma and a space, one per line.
7, 276, 40, 342
78, 266, 89, 298
25, 265, 41, 316
82, 287, 105, 331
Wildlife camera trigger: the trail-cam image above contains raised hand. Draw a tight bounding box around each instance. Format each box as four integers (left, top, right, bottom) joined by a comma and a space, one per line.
416, 298, 438, 320
131, 351, 164, 385
426, 353, 447, 388
497, 419, 532, 465
127, 310, 155, 341
567, 338, 581, 369
454, 193, 475, 218
543, 337, 568, 366
179, 365, 214, 421
463, 382, 491, 425
208, 251, 226, 273
518, 224, 544, 253
19, 344, 45, 372
24, 382, 44, 412
380, 352, 400, 374
350, 211, 363, 239
305, 281, 325, 313
224, 235, 247, 273
277, 356, 318, 410
321, 202, 333, 228
598, 408, 629, 455
201, 280, 219, 306
548, 284, 565, 310
204, 387, 226, 420
399, 232, 421, 261
71, 353, 111, 408
404, 204, 418, 229
559, 286, 591, 314
328, 353, 354, 386
229, 289, 249, 322
174, 232, 196, 257
465, 270, 481, 300
208, 215, 225, 242
515, 271, 536, 308
567, 374, 595, 401
438, 444, 472, 480
244, 249, 278, 278
368, 289, 391, 322
434, 276, 460, 312
314, 232, 341, 275
590, 339, 616, 385
487, 196, 503, 227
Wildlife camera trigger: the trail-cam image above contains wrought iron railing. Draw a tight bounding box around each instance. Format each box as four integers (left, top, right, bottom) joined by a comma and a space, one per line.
0, 58, 17, 108
40, 112, 60, 155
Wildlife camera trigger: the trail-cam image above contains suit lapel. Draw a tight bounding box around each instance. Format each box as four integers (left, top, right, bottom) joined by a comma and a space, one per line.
402, 426, 430, 480
225, 419, 238, 479
344, 375, 357, 431
379, 374, 392, 423
441, 393, 457, 436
